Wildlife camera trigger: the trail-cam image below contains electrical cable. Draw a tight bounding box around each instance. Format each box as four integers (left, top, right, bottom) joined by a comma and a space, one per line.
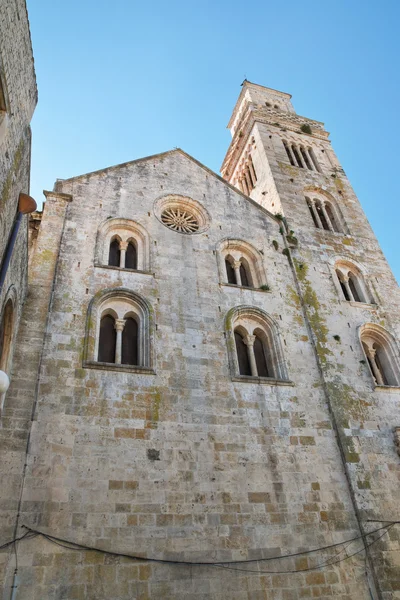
213, 524, 394, 575
12, 522, 394, 572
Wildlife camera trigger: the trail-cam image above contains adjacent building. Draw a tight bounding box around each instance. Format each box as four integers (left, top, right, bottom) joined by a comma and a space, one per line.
0, 0, 37, 410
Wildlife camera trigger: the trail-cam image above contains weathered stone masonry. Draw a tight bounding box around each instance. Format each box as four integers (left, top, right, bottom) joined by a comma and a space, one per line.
1, 81, 399, 599
0, 0, 37, 412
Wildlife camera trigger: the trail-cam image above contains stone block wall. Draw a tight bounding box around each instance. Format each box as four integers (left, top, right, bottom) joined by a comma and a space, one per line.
0, 0, 37, 395
1, 149, 382, 598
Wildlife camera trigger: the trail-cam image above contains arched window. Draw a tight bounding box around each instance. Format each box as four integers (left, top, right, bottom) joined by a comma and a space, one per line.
334, 261, 372, 304
360, 324, 400, 387
122, 316, 138, 365
239, 261, 252, 288
315, 201, 329, 230
305, 192, 345, 234
84, 288, 153, 371
225, 257, 236, 284
235, 330, 251, 375
96, 218, 150, 271
217, 239, 267, 289
226, 306, 289, 381
336, 270, 351, 301
348, 275, 361, 302
108, 238, 121, 267
325, 203, 340, 233
98, 314, 117, 363
125, 241, 137, 270
253, 332, 269, 377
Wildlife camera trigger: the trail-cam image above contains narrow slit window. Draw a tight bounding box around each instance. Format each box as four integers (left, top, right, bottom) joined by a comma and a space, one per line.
121, 317, 138, 365
98, 315, 116, 363
254, 336, 269, 377
300, 147, 313, 170
283, 141, 295, 166
316, 204, 329, 230
108, 239, 120, 267
291, 145, 303, 168
225, 259, 236, 284
240, 263, 251, 288
307, 200, 319, 228
235, 331, 251, 376
125, 242, 137, 269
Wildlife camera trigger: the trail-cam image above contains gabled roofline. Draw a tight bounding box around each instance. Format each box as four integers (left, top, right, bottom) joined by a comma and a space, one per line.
53, 148, 282, 226
227, 80, 292, 129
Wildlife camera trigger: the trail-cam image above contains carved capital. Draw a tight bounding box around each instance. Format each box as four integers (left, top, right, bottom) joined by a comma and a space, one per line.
244, 334, 256, 348
114, 319, 126, 332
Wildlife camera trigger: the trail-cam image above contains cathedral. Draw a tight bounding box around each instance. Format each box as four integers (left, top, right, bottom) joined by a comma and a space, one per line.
1, 4, 400, 600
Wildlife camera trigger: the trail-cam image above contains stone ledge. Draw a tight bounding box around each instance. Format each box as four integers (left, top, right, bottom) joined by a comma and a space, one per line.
94, 264, 153, 275
83, 361, 155, 375
348, 301, 377, 310
374, 384, 400, 393
220, 283, 271, 293
232, 376, 294, 386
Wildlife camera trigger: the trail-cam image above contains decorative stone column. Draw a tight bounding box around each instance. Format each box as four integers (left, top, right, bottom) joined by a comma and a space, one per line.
233, 260, 242, 286
119, 241, 128, 269
241, 175, 249, 196
342, 276, 355, 302
114, 319, 126, 364
320, 203, 334, 232
311, 202, 324, 229
244, 169, 253, 193
248, 159, 257, 185
364, 344, 384, 385
288, 145, 297, 166
244, 334, 258, 377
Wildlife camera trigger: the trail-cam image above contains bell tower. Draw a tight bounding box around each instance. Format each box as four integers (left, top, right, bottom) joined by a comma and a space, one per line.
222, 81, 400, 600
221, 80, 343, 216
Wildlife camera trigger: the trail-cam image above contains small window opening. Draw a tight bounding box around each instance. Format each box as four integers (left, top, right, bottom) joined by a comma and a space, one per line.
283, 141, 295, 166
291, 145, 303, 168
348, 276, 361, 302
240, 263, 251, 288
315, 203, 329, 230
108, 239, 120, 267
254, 336, 269, 377
98, 315, 116, 363
235, 331, 251, 376
122, 317, 138, 365
125, 242, 137, 269
225, 259, 236, 284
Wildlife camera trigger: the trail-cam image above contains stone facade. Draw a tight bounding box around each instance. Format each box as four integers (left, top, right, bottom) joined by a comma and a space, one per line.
1, 81, 399, 599
0, 0, 37, 405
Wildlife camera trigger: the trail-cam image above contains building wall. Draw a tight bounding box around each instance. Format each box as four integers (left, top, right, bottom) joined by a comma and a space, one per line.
1, 149, 384, 599
0, 0, 37, 398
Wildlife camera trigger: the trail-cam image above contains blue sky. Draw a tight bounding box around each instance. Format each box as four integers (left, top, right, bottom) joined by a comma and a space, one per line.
28, 0, 400, 282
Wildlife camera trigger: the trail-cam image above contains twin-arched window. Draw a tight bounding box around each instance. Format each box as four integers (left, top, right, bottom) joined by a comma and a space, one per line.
98, 313, 139, 365
306, 196, 343, 233
226, 306, 289, 381
96, 218, 150, 272
218, 239, 267, 289
360, 324, 400, 387
84, 289, 152, 370
108, 237, 137, 269
335, 261, 373, 304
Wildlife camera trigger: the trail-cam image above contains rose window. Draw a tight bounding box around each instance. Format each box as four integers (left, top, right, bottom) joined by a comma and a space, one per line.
161, 207, 200, 233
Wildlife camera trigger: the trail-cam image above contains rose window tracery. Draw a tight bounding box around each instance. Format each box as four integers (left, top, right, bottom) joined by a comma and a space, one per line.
161, 207, 200, 233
